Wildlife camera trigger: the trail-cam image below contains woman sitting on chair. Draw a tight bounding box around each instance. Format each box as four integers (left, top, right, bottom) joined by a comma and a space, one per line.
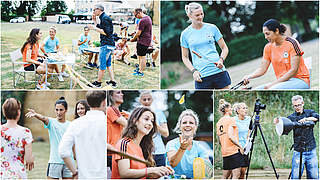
21, 28, 54, 90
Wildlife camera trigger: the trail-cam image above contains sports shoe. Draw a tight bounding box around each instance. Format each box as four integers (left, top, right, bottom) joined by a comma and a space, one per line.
88, 81, 102, 88
58, 74, 64, 81
131, 54, 137, 59
36, 83, 50, 90
152, 62, 156, 67
93, 63, 99, 69
87, 62, 94, 67
134, 67, 140, 73
45, 82, 51, 87
61, 71, 69, 77
132, 72, 144, 77
106, 80, 118, 88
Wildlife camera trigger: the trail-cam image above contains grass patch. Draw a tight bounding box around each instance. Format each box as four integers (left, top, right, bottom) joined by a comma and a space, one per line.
1, 22, 160, 89
28, 141, 50, 179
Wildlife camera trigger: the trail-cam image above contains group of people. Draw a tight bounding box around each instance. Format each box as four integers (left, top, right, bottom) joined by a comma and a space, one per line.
1, 90, 107, 179
107, 90, 212, 179
181, 2, 310, 90
21, 26, 70, 90
216, 95, 319, 179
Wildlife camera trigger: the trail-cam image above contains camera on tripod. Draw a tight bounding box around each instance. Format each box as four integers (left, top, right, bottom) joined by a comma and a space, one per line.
254, 99, 266, 113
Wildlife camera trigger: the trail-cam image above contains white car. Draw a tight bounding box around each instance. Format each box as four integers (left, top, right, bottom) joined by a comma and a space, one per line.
10, 17, 25, 23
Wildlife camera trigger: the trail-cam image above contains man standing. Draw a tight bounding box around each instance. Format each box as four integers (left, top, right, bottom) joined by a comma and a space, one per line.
130, 8, 152, 77
88, 4, 117, 88
274, 95, 319, 179
59, 90, 107, 179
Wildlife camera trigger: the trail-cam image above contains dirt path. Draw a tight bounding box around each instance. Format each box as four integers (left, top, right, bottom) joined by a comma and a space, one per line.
171, 39, 319, 89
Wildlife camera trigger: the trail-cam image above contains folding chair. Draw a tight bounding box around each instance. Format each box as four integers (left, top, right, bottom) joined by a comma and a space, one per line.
10, 48, 38, 88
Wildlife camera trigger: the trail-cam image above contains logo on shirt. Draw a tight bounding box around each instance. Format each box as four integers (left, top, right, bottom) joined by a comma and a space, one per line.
207, 34, 214, 44
283, 51, 289, 58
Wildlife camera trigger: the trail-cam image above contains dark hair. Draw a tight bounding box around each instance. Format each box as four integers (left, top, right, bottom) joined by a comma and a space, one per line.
2, 98, 21, 120
134, 8, 143, 14
21, 28, 40, 53
122, 107, 157, 167
55, 97, 68, 110
263, 19, 287, 35
74, 100, 90, 119
86, 90, 106, 108
84, 26, 89, 30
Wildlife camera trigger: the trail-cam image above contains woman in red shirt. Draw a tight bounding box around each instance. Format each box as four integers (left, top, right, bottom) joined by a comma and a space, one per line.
111, 107, 174, 179
21, 28, 54, 90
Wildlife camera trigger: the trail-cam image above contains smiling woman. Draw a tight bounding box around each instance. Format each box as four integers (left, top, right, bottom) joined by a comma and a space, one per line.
111, 107, 174, 179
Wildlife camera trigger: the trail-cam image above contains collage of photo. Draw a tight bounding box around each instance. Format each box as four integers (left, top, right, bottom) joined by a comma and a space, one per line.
1, 0, 319, 179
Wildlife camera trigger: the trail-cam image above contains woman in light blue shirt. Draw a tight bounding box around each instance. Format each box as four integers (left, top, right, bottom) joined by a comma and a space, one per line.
180, 2, 231, 89
233, 102, 252, 179
166, 109, 210, 178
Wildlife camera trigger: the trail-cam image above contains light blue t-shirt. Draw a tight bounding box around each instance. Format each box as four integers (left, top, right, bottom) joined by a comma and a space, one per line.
78, 33, 91, 53
44, 118, 71, 164
235, 116, 251, 148
152, 109, 167, 155
180, 23, 225, 78
166, 138, 209, 178
43, 36, 59, 53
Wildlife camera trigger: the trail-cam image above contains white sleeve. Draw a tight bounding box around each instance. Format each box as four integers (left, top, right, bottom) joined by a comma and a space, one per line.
59, 122, 75, 159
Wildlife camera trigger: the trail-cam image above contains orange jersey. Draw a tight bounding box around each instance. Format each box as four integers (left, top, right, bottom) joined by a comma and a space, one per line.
22, 43, 39, 67
111, 138, 147, 179
107, 106, 128, 150
263, 37, 310, 85
216, 115, 239, 157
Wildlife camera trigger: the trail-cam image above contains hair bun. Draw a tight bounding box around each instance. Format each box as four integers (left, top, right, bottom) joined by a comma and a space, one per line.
59, 97, 65, 100
219, 99, 226, 105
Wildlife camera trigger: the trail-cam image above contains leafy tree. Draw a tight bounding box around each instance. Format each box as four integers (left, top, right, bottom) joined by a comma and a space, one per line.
1, 1, 40, 20
42, 0, 67, 15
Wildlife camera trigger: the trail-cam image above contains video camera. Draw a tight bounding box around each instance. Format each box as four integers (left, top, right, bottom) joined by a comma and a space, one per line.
254, 99, 266, 113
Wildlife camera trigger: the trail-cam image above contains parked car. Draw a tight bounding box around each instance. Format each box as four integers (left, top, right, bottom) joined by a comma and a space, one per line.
57, 15, 71, 24
10, 17, 25, 23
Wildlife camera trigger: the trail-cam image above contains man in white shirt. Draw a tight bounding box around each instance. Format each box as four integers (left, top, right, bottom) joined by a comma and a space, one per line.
59, 90, 106, 179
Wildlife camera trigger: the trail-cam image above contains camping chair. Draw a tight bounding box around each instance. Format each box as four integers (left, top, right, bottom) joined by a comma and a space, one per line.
10, 48, 38, 88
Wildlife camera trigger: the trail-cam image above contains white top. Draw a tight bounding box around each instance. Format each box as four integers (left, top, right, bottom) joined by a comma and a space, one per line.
59, 110, 107, 179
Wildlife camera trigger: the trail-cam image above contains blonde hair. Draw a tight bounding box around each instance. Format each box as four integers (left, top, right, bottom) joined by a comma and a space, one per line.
233, 102, 247, 115
139, 90, 153, 100
185, 2, 203, 22
219, 99, 231, 114
50, 25, 57, 32
173, 109, 199, 134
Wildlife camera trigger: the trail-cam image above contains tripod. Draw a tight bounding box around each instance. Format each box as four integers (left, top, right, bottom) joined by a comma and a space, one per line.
245, 111, 279, 179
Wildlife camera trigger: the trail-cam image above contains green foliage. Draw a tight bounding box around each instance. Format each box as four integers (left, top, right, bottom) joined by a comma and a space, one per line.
214, 91, 319, 169
1, 91, 27, 125
224, 33, 266, 67
1, 1, 40, 21
93, 41, 101, 47
161, 71, 181, 89
41, 1, 67, 15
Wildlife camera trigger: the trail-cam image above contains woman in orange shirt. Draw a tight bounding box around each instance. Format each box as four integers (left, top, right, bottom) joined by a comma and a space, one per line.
21, 28, 54, 90
111, 107, 174, 179
242, 19, 310, 90
216, 99, 243, 179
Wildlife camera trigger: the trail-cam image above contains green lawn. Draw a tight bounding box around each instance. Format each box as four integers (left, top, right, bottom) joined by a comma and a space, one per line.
1, 22, 160, 89
28, 141, 50, 179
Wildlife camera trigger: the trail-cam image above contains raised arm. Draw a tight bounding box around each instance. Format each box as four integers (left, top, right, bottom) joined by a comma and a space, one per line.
25, 109, 49, 125
157, 123, 169, 138
167, 135, 192, 168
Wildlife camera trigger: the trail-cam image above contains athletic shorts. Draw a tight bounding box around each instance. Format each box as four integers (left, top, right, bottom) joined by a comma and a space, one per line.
136, 43, 149, 56
240, 154, 249, 167
46, 163, 73, 178
223, 151, 242, 170
24, 59, 43, 71
195, 71, 231, 89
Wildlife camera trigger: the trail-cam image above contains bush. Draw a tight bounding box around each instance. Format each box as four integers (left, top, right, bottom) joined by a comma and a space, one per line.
224, 33, 267, 67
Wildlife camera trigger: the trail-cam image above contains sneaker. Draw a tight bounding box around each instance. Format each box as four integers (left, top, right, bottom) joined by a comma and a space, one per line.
58, 74, 64, 82
146, 62, 150, 67
93, 63, 99, 69
152, 62, 156, 67
45, 82, 51, 87
88, 81, 102, 88
87, 62, 94, 67
132, 72, 144, 77
36, 83, 49, 90
131, 54, 137, 59
134, 67, 140, 73
61, 71, 69, 77
106, 80, 118, 88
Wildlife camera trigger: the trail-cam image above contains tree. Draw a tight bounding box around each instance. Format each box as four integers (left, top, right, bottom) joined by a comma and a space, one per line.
42, 0, 67, 15
1, 1, 40, 20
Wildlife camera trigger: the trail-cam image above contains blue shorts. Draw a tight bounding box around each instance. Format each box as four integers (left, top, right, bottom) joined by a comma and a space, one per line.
195, 71, 231, 89
99, 45, 114, 70
255, 78, 310, 90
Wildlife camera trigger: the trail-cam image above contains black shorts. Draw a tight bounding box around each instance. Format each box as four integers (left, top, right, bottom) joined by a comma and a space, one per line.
240, 154, 249, 167
23, 59, 43, 71
223, 151, 242, 170
136, 43, 149, 56
195, 71, 231, 89
107, 155, 112, 168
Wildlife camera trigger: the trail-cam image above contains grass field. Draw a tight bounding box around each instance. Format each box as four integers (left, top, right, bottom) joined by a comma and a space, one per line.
27, 141, 50, 179
1, 22, 160, 89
